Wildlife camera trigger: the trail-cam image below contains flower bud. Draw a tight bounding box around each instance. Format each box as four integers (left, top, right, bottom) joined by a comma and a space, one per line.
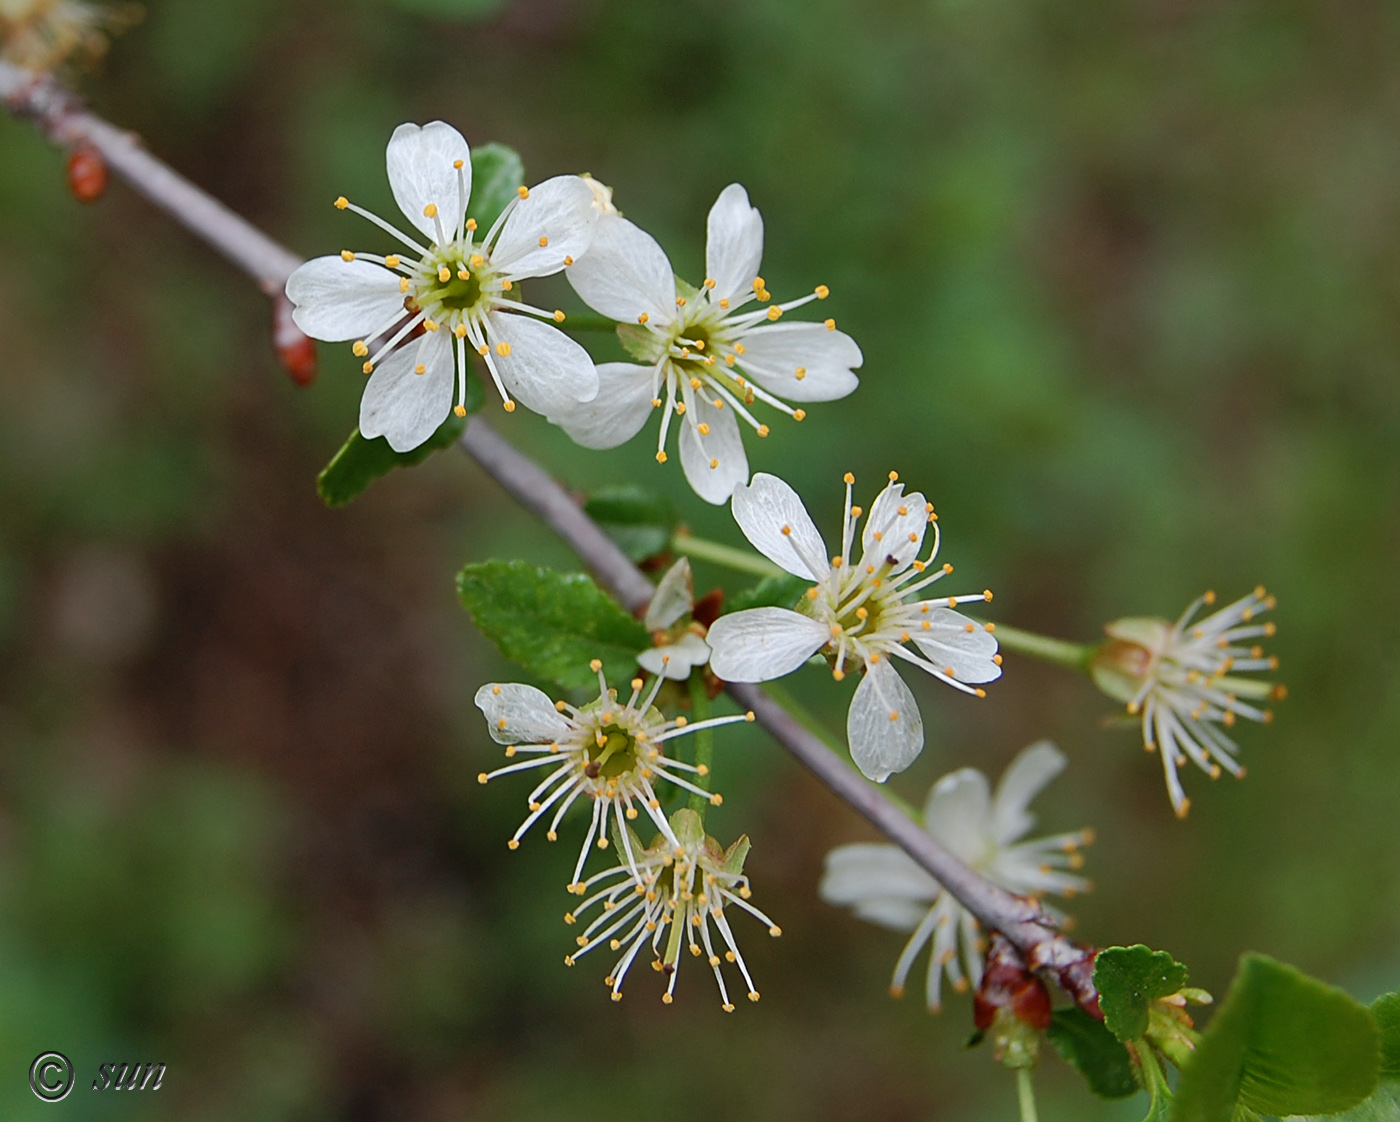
973, 934, 1051, 1068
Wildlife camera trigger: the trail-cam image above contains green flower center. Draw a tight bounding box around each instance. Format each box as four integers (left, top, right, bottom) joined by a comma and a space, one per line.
584, 723, 641, 780
415, 242, 497, 318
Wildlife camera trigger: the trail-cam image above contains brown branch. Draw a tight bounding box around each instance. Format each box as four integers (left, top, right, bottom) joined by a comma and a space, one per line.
1, 62, 1099, 1008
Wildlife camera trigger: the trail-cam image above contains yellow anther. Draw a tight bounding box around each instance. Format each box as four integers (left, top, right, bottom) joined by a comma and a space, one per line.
698, 423, 711, 435
815, 284, 829, 299
975, 688, 987, 698
424, 320, 439, 331
564, 255, 574, 265
414, 364, 426, 375
710, 793, 723, 806
341, 250, 355, 262
855, 607, 869, 619
993, 654, 1003, 665
362, 361, 374, 374
503, 401, 516, 413
553, 309, 566, 322
794, 409, 807, 421
475, 343, 489, 355
496, 342, 512, 356
795, 367, 807, 380
438, 265, 451, 282
983, 589, 993, 601
502, 279, 513, 290
656, 451, 668, 463
457, 267, 471, 280
385, 255, 400, 268
638, 312, 649, 324
757, 424, 770, 437
507, 839, 519, 850
476, 772, 488, 784
399, 277, 410, 292
590, 658, 603, 671
709, 459, 719, 469
352, 341, 369, 357
719, 298, 730, 309
517, 185, 530, 199
466, 218, 478, 231
676, 296, 687, 307
824, 318, 836, 330
453, 323, 468, 338
453, 159, 464, 169
752, 276, 765, 291
538, 235, 549, 246
766, 306, 782, 321
470, 254, 485, 267
690, 377, 702, 389
423, 203, 439, 218
334, 196, 349, 209
651, 398, 662, 407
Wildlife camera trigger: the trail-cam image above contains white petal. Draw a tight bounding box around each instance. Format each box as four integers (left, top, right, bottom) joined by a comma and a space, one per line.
730, 472, 829, 581
912, 608, 1002, 684
637, 633, 711, 680
679, 395, 748, 505
491, 175, 598, 279
285, 257, 406, 342
921, 768, 991, 866
735, 322, 862, 403
820, 843, 939, 911
644, 557, 694, 631
861, 481, 927, 572
705, 607, 827, 682
549, 362, 656, 450
566, 213, 676, 324
847, 659, 924, 782
989, 741, 1066, 846
853, 898, 938, 932
386, 121, 472, 241
474, 682, 571, 745
706, 183, 764, 307
358, 329, 454, 452
486, 311, 600, 416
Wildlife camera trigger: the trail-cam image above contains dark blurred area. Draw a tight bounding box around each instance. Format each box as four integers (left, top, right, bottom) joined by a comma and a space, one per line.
1, 0, 1399, 1118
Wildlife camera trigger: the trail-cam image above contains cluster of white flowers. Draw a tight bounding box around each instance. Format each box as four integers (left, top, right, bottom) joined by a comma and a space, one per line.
287, 121, 1281, 1020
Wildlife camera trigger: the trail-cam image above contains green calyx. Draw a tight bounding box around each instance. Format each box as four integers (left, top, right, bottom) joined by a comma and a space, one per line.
1089, 618, 1169, 705
584, 723, 642, 780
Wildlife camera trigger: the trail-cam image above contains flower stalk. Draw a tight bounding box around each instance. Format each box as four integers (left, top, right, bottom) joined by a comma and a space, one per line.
687, 672, 715, 816
673, 530, 786, 579
990, 623, 1094, 673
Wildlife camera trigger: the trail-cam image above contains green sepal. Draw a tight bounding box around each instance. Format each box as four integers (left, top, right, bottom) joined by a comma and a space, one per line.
466, 142, 525, 232
1047, 1007, 1139, 1099
583, 486, 679, 563
721, 834, 751, 877
317, 388, 478, 507
727, 573, 811, 614
616, 322, 664, 363
456, 561, 650, 691
1171, 954, 1380, 1122
1095, 945, 1190, 1042
1374, 993, 1400, 1080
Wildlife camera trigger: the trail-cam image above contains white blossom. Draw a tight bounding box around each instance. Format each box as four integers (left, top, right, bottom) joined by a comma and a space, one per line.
474, 661, 753, 891
705, 471, 1000, 782
820, 742, 1092, 1011
564, 807, 780, 1010
1091, 587, 1283, 817
555, 184, 862, 504
637, 557, 711, 680
285, 121, 601, 452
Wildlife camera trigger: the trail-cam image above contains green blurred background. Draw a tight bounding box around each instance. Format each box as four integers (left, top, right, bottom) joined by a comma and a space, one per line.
1, 0, 1398, 1117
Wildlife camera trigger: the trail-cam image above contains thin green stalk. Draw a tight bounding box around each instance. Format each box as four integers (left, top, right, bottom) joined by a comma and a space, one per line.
991, 622, 1094, 673
760, 681, 920, 822
1016, 1068, 1039, 1122
560, 312, 619, 332
673, 532, 785, 579
687, 673, 715, 818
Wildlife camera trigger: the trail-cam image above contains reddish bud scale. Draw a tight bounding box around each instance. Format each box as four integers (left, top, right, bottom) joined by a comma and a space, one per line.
691, 588, 725, 630
272, 294, 317, 387
67, 145, 108, 204
973, 934, 1052, 1032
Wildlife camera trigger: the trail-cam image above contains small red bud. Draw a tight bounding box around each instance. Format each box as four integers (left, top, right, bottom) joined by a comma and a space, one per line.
67, 145, 108, 204
272, 293, 317, 387
974, 933, 1052, 1032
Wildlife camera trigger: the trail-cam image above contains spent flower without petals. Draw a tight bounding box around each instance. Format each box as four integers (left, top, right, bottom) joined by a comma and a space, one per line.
557, 184, 862, 504
474, 662, 753, 892
285, 121, 601, 452
820, 742, 1093, 1011
705, 471, 1000, 782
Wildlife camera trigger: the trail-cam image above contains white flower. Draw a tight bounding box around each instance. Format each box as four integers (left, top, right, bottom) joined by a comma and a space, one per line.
1090, 587, 1283, 817
0, 0, 123, 69
556, 184, 863, 504
636, 557, 711, 680
285, 121, 601, 452
705, 471, 1000, 782
564, 807, 780, 1010
474, 661, 753, 891
820, 741, 1093, 1011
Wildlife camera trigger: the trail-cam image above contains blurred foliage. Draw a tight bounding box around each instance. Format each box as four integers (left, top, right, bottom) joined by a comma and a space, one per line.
2, 0, 1400, 1119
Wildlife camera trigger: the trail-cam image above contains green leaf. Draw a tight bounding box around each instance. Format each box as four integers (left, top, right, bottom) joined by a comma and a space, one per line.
1289, 1081, 1400, 1122
317, 395, 476, 507
1171, 954, 1380, 1122
1096, 945, 1190, 1042
382, 0, 507, 24
1374, 993, 1400, 1079
467, 143, 525, 232
1047, 1007, 1139, 1099
584, 486, 679, 563
456, 561, 650, 691
728, 574, 810, 614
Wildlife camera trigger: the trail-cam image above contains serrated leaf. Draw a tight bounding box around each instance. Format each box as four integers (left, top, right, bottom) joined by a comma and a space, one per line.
456, 561, 649, 690
467, 143, 525, 232
1047, 1007, 1139, 1099
584, 486, 678, 563
1288, 1082, 1400, 1121
317, 396, 476, 507
1374, 994, 1400, 1079
1096, 945, 1190, 1042
1172, 954, 1380, 1122
727, 574, 810, 614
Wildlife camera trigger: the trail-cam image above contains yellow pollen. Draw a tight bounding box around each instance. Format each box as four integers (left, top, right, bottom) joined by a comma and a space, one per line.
466, 218, 478, 231
856, 607, 869, 619
709, 458, 719, 469
983, 590, 993, 601
538, 235, 549, 247
824, 318, 836, 330
476, 772, 488, 784
507, 839, 519, 850
794, 409, 807, 421
656, 451, 668, 463
767, 306, 782, 321
385, 255, 400, 268
502, 279, 513, 290
476, 344, 489, 355
975, 688, 987, 698
457, 268, 470, 280
438, 266, 451, 282
757, 424, 770, 437
690, 377, 702, 389
720, 298, 730, 309
362, 361, 374, 374
517, 186, 530, 199
781, 524, 793, 536
503, 401, 516, 413
921, 621, 930, 630
454, 324, 468, 338
752, 276, 765, 291
676, 296, 687, 307
424, 320, 439, 331
470, 254, 484, 267
423, 203, 438, 218
795, 367, 807, 379
334, 196, 349, 209
340, 250, 355, 262
590, 659, 603, 672
453, 159, 464, 169
453, 405, 467, 417
710, 793, 723, 806
553, 310, 566, 322
815, 285, 829, 298
352, 341, 369, 357
638, 312, 649, 324
399, 277, 411, 293
414, 364, 426, 375
833, 669, 845, 681
496, 342, 512, 356
564, 255, 574, 265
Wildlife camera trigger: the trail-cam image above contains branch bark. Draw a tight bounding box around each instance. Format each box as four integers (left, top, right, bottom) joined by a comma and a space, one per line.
1, 64, 1099, 1008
